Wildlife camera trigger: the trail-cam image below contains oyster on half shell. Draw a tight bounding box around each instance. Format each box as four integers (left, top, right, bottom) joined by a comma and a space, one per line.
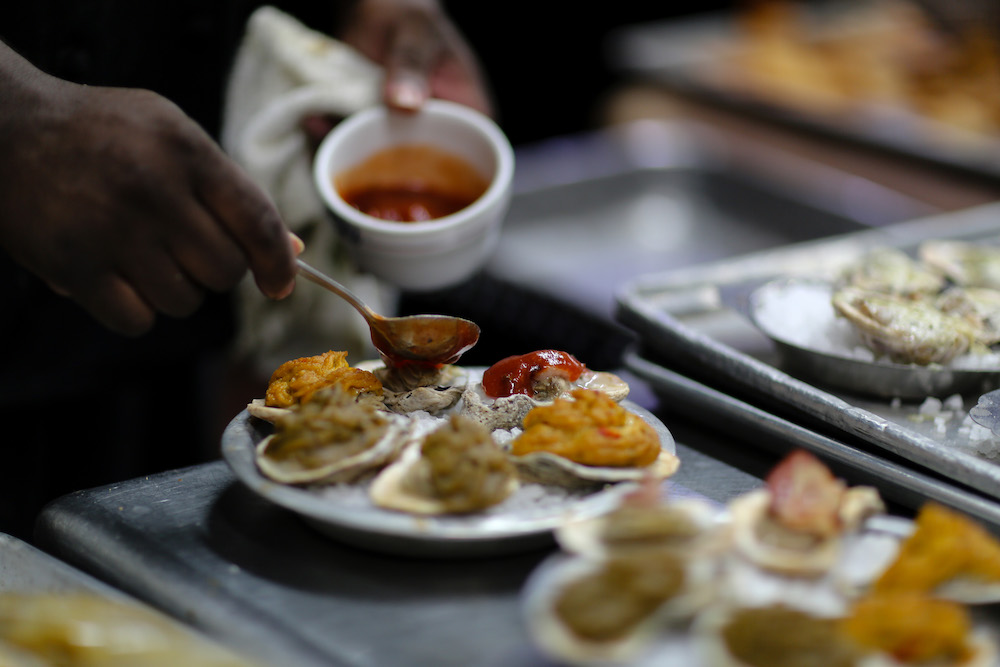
367, 362, 469, 415
459, 369, 630, 432
369, 414, 519, 515
508, 389, 679, 489
524, 551, 715, 666
831, 286, 980, 365
920, 240, 1000, 290
838, 246, 945, 296
255, 387, 408, 485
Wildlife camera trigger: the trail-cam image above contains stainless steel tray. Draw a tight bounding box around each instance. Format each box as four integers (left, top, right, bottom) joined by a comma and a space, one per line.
607, 7, 1000, 182
616, 203, 1000, 502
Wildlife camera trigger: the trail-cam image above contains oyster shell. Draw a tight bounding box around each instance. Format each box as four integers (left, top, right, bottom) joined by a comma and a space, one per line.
920, 240, 1000, 289
367, 362, 468, 415
459, 369, 630, 431
839, 246, 945, 296
523, 551, 715, 665
369, 414, 519, 515
255, 387, 407, 485
831, 286, 980, 365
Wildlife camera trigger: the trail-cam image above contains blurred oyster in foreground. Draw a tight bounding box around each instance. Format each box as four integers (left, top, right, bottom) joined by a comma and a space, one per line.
0, 592, 256, 666
255, 386, 407, 485
920, 240, 1000, 289
831, 286, 980, 365
556, 476, 727, 559
509, 389, 679, 489
524, 550, 714, 665
369, 414, 519, 514
839, 247, 945, 296
730, 450, 884, 576
870, 502, 1000, 604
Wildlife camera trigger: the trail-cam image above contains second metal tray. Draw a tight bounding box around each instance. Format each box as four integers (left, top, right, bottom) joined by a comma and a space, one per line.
616, 203, 1000, 501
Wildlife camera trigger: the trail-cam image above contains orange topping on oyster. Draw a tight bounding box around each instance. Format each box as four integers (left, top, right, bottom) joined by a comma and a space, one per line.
874, 502, 1000, 595
264, 350, 383, 408
511, 389, 659, 468
841, 594, 974, 664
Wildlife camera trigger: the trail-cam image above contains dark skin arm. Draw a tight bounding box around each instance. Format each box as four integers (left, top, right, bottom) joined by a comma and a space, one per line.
0, 40, 299, 337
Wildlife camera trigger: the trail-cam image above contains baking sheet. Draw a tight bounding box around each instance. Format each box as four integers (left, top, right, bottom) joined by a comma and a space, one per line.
607, 4, 1000, 182
222, 389, 676, 558
616, 202, 1000, 502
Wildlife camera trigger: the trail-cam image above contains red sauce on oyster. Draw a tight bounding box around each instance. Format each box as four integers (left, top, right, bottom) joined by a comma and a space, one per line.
482, 350, 585, 398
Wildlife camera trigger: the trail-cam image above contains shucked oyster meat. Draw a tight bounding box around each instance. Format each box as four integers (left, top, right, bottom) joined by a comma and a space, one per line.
369, 362, 467, 415
920, 240, 1000, 290
831, 286, 981, 365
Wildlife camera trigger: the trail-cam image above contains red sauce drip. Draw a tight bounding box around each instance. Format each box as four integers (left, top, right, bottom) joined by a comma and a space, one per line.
482, 350, 585, 398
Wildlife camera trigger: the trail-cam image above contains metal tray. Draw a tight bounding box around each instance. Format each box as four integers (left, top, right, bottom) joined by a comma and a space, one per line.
607, 6, 1000, 183
616, 202, 1000, 503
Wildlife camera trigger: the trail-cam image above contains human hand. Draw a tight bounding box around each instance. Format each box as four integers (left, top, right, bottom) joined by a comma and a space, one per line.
0, 47, 300, 336
338, 0, 493, 114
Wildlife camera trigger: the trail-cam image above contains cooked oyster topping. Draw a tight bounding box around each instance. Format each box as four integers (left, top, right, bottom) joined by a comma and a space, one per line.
831, 287, 979, 365
936, 286, 1000, 346
840, 247, 945, 297
873, 502, 1000, 596
720, 605, 861, 667
264, 350, 383, 408
512, 389, 660, 468
765, 449, 847, 540
554, 552, 686, 642
264, 387, 390, 472
394, 415, 518, 513
841, 594, 974, 665
600, 504, 702, 546
920, 240, 1000, 290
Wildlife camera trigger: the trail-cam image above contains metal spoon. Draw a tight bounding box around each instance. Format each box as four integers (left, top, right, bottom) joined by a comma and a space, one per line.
295, 258, 480, 366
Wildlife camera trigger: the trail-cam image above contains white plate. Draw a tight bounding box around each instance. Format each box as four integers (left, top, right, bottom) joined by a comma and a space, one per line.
221, 369, 676, 558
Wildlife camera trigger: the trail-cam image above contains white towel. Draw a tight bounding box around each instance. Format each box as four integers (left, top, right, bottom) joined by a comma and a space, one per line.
222, 6, 395, 374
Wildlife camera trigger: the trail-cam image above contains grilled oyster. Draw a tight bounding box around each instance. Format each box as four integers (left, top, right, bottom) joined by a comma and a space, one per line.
248, 350, 383, 422
255, 386, 407, 485
508, 389, 679, 489
870, 502, 1000, 604
935, 286, 1000, 346
556, 477, 727, 559
730, 451, 885, 577
459, 350, 630, 431
920, 240, 1000, 289
831, 286, 980, 365
369, 414, 519, 515
524, 550, 714, 665
839, 247, 945, 296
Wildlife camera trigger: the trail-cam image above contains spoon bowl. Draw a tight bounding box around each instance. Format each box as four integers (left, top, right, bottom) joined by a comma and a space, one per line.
295, 259, 479, 366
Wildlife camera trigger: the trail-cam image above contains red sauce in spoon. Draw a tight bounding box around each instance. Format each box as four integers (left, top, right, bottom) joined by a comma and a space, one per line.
482, 350, 585, 398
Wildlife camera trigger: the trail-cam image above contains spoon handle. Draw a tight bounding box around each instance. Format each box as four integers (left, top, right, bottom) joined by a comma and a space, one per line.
295, 258, 379, 322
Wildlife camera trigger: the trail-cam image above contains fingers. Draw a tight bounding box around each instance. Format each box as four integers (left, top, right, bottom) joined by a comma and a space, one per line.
193, 156, 297, 300
74, 274, 157, 337
383, 10, 439, 111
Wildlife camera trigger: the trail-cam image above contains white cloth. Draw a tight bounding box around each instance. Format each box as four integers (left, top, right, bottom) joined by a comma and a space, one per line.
222, 6, 394, 374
